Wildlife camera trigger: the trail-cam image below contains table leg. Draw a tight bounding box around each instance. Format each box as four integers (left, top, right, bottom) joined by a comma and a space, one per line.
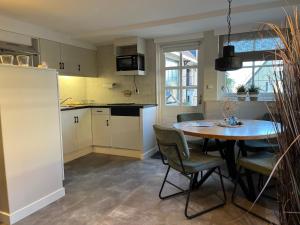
224, 140, 237, 179
224, 140, 250, 200
239, 140, 256, 201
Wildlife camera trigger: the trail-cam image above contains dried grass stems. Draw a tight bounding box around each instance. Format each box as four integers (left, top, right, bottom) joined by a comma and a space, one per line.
264, 7, 300, 225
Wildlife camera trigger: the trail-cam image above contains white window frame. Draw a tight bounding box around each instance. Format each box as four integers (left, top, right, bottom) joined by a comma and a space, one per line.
224, 60, 283, 100
164, 50, 199, 107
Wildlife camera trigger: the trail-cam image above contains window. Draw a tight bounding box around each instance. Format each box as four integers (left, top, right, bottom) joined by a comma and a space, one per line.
225, 60, 283, 94
164, 50, 198, 106
222, 31, 284, 95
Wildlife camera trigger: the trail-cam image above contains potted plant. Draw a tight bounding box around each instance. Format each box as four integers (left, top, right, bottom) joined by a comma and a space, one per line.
248, 84, 260, 101
236, 85, 247, 101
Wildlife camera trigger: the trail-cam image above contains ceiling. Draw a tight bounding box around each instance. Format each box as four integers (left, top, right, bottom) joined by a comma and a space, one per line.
0, 0, 299, 45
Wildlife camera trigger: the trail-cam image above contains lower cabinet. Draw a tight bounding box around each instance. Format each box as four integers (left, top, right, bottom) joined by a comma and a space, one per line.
61, 106, 157, 161
110, 116, 141, 150
92, 108, 111, 147
61, 108, 92, 158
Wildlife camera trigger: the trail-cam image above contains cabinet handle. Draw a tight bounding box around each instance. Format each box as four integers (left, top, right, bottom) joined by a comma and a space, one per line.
74, 116, 77, 123
77, 116, 79, 123
62, 62, 65, 70
97, 110, 103, 112
106, 120, 109, 126
59, 62, 62, 69
78, 64, 81, 72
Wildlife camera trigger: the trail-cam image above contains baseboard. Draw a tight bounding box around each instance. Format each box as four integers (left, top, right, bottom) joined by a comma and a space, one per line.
0, 188, 65, 225
63, 147, 93, 163
93, 146, 142, 159
142, 146, 158, 159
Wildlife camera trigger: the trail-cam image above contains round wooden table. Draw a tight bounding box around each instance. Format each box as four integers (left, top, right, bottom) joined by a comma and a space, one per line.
173, 119, 278, 200
173, 120, 277, 141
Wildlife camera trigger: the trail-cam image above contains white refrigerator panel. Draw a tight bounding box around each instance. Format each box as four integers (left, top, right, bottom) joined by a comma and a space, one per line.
0, 65, 64, 223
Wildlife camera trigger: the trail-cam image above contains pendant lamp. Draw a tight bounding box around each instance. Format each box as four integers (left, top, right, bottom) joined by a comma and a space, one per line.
215, 0, 242, 71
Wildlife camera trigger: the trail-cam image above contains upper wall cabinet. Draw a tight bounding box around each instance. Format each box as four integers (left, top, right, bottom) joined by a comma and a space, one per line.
114, 37, 145, 56
39, 39, 98, 77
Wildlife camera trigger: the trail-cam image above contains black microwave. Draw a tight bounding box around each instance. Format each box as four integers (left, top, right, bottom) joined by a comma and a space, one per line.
116, 54, 145, 71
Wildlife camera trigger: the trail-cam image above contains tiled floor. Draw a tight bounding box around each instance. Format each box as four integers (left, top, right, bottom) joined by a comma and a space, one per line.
14, 153, 276, 225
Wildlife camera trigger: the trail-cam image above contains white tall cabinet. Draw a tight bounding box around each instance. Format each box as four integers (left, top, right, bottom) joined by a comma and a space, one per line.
0, 65, 64, 224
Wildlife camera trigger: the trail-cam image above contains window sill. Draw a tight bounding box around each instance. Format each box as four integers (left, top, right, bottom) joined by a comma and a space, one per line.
221, 94, 275, 102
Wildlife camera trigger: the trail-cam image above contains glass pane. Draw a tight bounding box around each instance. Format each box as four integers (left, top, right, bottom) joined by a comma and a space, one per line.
165, 69, 179, 87
165, 52, 180, 67
243, 61, 254, 67
254, 60, 283, 66
253, 64, 283, 93
225, 67, 253, 93
182, 68, 197, 86
165, 89, 179, 105
182, 89, 197, 106
255, 37, 284, 51
229, 40, 255, 53
182, 50, 198, 66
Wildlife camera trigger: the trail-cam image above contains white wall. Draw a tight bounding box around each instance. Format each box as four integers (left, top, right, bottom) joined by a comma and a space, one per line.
0, 14, 96, 49
204, 100, 271, 119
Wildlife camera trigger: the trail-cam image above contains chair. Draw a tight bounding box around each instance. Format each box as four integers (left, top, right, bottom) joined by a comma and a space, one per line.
231, 151, 278, 225
153, 124, 227, 219
241, 113, 279, 153
177, 113, 225, 157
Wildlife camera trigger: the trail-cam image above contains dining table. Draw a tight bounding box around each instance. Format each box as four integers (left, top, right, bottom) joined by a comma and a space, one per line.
173, 119, 278, 201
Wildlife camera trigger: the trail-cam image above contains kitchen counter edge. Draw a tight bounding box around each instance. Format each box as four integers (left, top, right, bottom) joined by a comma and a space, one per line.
60, 104, 158, 111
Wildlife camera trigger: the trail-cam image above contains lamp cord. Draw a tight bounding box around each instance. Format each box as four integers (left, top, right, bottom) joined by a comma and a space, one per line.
227, 0, 232, 45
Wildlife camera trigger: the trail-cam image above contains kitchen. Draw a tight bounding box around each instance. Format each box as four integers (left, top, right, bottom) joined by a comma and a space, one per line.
0, 1, 298, 225
0, 32, 158, 225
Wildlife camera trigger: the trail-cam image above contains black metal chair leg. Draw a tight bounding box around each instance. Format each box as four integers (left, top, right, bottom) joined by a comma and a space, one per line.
231, 167, 278, 225
159, 166, 186, 200
185, 167, 226, 219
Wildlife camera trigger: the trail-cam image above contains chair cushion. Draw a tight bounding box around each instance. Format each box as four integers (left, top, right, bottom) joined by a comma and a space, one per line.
238, 152, 277, 176
169, 150, 224, 173
243, 140, 279, 153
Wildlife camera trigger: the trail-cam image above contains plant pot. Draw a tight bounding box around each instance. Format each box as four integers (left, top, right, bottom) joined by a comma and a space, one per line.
237, 92, 247, 101
249, 92, 258, 101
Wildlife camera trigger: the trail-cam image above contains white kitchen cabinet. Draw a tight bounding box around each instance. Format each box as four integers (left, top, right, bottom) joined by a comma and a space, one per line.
60, 44, 81, 76
76, 108, 93, 149
79, 48, 98, 76
39, 39, 61, 72
111, 116, 141, 150
39, 38, 98, 77
61, 110, 77, 154
92, 108, 111, 147
61, 108, 92, 157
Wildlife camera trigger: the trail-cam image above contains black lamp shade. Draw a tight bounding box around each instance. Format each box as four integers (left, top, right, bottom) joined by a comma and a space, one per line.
215, 45, 242, 71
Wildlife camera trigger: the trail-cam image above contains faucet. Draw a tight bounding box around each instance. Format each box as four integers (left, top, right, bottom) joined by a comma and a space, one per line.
60, 97, 72, 105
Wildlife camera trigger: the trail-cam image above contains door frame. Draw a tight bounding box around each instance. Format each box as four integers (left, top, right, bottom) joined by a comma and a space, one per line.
156, 42, 204, 125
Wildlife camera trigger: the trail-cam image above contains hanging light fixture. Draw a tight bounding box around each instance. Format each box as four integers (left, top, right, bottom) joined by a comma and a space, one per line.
215, 0, 242, 71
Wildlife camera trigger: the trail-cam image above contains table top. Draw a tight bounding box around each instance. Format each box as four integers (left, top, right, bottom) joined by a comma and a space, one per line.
173, 120, 278, 140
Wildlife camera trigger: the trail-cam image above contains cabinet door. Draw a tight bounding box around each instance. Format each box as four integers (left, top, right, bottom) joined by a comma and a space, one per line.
92, 114, 111, 147
76, 108, 92, 150
79, 49, 98, 76
61, 110, 77, 154
60, 44, 81, 76
111, 116, 141, 150
39, 39, 61, 71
